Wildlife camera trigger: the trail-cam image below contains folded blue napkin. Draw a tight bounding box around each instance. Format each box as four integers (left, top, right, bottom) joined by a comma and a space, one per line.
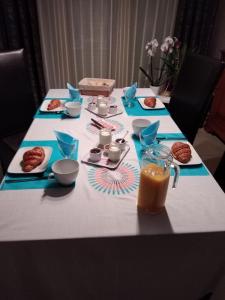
141, 120, 160, 146
67, 82, 81, 101
54, 131, 78, 158
124, 82, 137, 99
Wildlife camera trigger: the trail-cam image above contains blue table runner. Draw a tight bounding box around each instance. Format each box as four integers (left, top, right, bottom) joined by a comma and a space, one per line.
1, 140, 79, 190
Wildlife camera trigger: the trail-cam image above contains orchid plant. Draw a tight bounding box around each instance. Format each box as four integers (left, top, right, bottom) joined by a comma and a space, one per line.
139, 36, 181, 87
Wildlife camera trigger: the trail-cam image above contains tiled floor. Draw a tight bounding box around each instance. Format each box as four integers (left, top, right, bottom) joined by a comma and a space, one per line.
0, 128, 224, 188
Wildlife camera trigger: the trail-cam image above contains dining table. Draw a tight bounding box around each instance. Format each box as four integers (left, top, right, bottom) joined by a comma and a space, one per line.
0, 88, 225, 300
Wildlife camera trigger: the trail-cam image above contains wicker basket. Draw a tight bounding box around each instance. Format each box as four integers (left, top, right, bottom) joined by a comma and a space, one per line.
78, 78, 115, 96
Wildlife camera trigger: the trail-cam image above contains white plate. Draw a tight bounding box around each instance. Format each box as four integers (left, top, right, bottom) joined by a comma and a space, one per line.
161, 141, 202, 165
138, 97, 165, 110
40, 100, 66, 112
8, 146, 53, 174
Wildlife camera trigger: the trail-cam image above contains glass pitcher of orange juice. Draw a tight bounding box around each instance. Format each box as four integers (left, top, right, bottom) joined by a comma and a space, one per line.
138, 144, 180, 214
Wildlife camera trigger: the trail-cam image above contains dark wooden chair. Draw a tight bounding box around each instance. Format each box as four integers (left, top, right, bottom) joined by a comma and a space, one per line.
0, 49, 36, 173
167, 53, 224, 144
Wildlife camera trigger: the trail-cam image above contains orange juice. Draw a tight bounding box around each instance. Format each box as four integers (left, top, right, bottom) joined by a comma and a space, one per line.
138, 163, 170, 213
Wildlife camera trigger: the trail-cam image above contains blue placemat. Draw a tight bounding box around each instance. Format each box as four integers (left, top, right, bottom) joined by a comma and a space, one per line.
34, 98, 83, 119
1, 140, 79, 190
121, 96, 169, 116
132, 134, 209, 176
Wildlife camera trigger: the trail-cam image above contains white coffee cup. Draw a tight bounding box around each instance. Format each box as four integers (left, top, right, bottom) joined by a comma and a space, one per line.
108, 144, 121, 162
65, 101, 81, 117
132, 118, 151, 136
51, 159, 79, 186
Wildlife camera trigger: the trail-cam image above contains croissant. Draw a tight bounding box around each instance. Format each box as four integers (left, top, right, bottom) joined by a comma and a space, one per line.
47, 99, 61, 110
22, 147, 45, 172
171, 142, 192, 163
144, 97, 156, 108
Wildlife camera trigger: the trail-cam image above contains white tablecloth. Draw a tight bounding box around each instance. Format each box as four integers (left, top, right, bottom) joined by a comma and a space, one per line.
0, 89, 224, 300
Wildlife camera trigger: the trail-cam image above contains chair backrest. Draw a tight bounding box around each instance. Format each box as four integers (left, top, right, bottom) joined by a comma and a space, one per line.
167, 53, 224, 143
0, 49, 36, 138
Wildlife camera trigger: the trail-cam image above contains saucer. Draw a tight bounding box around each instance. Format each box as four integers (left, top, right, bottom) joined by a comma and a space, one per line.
63, 111, 80, 118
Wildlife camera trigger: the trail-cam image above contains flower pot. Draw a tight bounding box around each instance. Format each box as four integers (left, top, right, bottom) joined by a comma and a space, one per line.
150, 85, 161, 95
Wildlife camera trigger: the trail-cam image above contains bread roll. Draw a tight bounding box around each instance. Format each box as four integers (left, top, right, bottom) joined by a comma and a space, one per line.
22, 147, 45, 172
171, 142, 192, 163
144, 97, 156, 108
47, 99, 61, 110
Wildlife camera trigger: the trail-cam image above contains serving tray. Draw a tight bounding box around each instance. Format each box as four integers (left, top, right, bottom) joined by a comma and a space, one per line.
85, 107, 123, 118
81, 144, 130, 169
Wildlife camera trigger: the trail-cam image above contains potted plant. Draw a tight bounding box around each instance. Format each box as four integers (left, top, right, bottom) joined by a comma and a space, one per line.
139, 36, 182, 95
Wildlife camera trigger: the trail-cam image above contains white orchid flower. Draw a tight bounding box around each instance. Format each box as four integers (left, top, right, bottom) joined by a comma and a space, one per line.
151, 39, 159, 48
164, 36, 174, 46
160, 42, 169, 53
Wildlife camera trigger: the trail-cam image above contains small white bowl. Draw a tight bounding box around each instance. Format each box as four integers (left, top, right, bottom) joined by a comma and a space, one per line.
115, 138, 127, 151
132, 119, 151, 136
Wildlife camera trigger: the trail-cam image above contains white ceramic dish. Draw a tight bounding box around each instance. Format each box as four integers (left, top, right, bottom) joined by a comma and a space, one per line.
161, 141, 202, 165
138, 97, 165, 110
8, 146, 53, 174
85, 106, 123, 118
40, 100, 66, 112
81, 144, 130, 170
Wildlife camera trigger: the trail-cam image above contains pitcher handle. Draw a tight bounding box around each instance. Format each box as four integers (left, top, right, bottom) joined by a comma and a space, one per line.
171, 162, 180, 189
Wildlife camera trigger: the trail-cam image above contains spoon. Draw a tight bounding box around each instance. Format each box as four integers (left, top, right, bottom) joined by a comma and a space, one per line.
122, 130, 129, 140
116, 130, 129, 143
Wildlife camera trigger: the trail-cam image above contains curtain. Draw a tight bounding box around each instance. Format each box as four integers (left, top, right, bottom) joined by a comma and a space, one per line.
0, 0, 46, 105
37, 0, 178, 90
174, 0, 219, 55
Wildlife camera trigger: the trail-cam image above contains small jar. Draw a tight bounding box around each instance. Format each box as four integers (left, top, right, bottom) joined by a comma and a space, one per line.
89, 148, 102, 162
97, 95, 105, 107
108, 105, 117, 114
99, 128, 112, 146
115, 138, 126, 151
108, 144, 121, 162
98, 103, 108, 116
